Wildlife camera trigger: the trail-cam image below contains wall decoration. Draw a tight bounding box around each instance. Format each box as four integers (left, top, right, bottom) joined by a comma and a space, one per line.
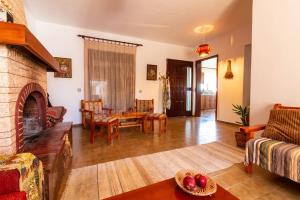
54, 57, 72, 78
224, 60, 234, 79
147, 64, 157, 80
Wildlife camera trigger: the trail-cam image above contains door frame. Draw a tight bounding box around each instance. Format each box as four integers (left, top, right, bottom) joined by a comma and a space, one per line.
195, 55, 219, 119
166, 58, 194, 117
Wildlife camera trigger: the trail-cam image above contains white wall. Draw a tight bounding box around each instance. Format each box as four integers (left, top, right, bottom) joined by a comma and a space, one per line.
31, 20, 195, 124
251, 0, 300, 124
206, 24, 252, 123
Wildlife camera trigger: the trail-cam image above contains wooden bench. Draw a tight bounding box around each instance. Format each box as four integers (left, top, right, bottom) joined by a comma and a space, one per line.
23, 122, 73, 200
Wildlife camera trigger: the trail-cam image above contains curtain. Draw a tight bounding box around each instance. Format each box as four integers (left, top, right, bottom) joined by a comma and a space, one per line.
84, 39, 136, 113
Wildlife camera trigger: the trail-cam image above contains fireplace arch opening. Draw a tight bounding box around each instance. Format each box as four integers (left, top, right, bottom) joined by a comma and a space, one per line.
15, 83, 47, 152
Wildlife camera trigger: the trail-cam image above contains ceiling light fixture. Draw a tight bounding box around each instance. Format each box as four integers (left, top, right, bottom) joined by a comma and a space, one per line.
194, 25, 214, 57
196, 44, 211, 57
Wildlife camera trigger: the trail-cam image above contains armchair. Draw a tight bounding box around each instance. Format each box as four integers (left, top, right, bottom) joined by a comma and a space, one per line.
80, 99, 113, 128
242, 104, 300, 183
134, 99, 154, 113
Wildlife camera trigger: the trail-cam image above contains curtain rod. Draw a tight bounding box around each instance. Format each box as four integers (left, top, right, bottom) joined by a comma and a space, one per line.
77, 34, 143, 47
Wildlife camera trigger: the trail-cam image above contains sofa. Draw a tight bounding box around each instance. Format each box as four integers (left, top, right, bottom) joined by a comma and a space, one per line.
242, 103, 300, 183
0, 153, 44, 200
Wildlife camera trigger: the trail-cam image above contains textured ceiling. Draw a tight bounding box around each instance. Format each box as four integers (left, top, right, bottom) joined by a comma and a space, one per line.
25, 0, 252, 47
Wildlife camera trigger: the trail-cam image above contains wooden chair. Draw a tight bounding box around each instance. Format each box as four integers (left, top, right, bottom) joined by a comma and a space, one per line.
80, 99, 113, 129
241, 103, 300, 178
80, 99, 118, 144
134, 99, 154, 113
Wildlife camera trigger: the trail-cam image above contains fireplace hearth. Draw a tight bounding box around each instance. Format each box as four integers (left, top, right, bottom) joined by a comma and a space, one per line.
15, 83, 47, 152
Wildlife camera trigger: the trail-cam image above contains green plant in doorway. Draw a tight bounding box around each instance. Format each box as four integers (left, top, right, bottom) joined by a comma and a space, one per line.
232, 104, 249, 126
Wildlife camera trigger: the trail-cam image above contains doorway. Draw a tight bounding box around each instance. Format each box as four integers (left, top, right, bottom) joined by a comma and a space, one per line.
195, 55, 218, 119
166, 59, 193, 117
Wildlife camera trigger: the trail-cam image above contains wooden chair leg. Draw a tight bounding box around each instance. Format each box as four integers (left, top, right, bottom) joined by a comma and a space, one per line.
151, 119, 154, 131
245, 163, 253, 174
158, 119, 162, 134
107, 124, 112, 144
164, 118, 167, 133
116, 123, 120, 138
82, 116, 86, 129
90, 123, 95, 144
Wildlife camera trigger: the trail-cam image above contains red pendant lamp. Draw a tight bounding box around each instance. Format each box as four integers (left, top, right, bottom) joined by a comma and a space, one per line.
196, 44, 211, 57
194, 25, 214, 57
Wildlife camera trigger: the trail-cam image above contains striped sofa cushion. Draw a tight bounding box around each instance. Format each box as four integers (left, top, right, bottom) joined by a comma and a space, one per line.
262, 109, 300, 145
245, 138, 300, 183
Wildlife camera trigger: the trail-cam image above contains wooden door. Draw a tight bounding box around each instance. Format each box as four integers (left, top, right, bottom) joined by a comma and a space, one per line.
166, 59, 193, 117
195, 55, 219, 118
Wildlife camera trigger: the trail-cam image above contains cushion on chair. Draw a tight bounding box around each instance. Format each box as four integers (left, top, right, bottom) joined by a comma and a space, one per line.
262, 109, 300, 145
147, 113, 167, 119
93, 115, 117, 123
245, 137, 300, 183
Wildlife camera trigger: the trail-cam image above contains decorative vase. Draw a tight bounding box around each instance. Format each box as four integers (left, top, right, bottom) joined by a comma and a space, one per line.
235, 131, 246, 148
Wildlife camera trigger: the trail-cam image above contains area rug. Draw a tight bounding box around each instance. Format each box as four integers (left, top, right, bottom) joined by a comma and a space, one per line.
61, 142, 244, 200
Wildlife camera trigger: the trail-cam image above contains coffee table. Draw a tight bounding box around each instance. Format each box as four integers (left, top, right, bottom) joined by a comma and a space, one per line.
104, 178, 238, 200
112, 112, 148, 132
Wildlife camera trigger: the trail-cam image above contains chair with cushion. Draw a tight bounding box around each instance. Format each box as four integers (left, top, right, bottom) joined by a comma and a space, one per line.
242, 103, 300, 183
147, 113, 167, 134
81, 99, 118, 143
134, 99, 154, 113
133, 99, 167, 134
81, 99, 113, 128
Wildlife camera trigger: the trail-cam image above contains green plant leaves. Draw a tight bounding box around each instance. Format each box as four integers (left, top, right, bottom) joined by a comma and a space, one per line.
232, 104, 250, 126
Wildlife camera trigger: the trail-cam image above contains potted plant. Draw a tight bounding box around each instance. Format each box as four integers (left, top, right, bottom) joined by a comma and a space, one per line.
232, 104, 250, 148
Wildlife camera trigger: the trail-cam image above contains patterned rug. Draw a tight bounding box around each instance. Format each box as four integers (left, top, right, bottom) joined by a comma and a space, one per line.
61, 142, 244, 200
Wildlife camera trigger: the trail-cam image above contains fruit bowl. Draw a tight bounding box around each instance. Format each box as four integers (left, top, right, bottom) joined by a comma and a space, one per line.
175, 169, 217, 196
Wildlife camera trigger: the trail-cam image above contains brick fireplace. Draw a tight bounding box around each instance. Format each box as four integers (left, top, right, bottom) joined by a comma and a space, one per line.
0, 46, 48, 155
15, 83, 47, 153
0, 0, 62, 155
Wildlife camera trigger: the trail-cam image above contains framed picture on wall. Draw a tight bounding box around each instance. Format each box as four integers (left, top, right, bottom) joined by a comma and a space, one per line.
147, 64, 157, 80
54, 57, 72, 78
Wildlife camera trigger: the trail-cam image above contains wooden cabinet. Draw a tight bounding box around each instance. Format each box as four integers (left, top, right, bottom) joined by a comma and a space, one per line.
201, 95, 216, 110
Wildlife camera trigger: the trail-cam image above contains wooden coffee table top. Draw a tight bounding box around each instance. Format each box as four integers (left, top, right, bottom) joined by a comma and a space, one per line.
104, 178, 238, 200
112, 112, 147, 120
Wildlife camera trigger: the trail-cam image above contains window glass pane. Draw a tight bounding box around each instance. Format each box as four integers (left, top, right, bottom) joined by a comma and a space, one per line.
186, 67, 192, 88
186, 91, 192, 111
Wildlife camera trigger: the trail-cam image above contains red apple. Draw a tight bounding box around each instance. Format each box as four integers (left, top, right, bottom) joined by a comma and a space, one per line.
194, 174, 207, 188
194, 174, 202, 186
199, 175, 207, 188
182, 175, 196, 191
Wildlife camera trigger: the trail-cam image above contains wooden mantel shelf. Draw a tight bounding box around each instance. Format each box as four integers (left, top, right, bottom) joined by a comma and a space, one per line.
0, 22, 59, 72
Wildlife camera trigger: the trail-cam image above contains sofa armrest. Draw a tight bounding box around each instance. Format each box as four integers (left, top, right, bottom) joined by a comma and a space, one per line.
240, 124, 266, 141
